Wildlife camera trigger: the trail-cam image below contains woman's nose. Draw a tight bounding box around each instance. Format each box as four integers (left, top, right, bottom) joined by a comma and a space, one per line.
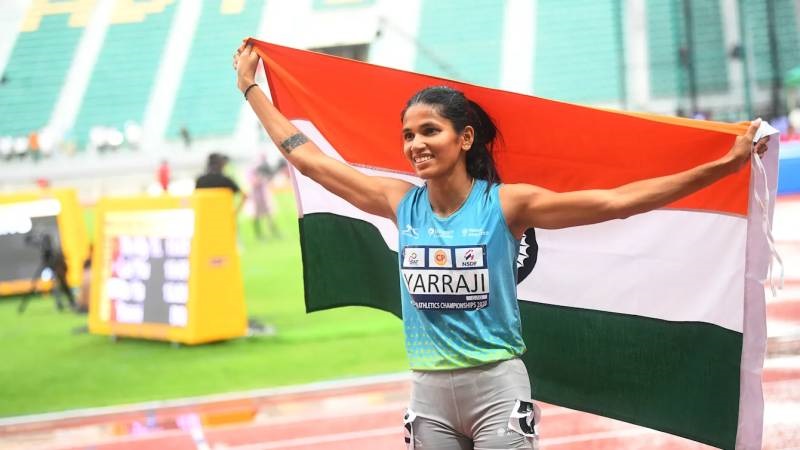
410, 135, 426, 150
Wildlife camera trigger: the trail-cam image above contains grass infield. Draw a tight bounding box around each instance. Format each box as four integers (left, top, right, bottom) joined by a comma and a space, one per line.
0, 192, 407, 417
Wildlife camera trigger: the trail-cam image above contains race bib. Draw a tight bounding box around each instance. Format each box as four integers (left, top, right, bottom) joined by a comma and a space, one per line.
401, 245, 489, 311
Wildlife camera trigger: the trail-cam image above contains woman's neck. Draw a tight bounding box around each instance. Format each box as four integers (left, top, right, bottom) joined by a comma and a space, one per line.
426, 172, 475, 218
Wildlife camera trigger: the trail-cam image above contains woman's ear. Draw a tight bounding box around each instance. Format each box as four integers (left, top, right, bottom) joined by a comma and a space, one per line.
462, 126, 475, 151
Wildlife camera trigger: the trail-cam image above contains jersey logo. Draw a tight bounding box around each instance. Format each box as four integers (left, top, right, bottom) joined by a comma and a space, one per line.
402, 245, 489, 311
432, 249, 449, 266
402, 224, 419, 239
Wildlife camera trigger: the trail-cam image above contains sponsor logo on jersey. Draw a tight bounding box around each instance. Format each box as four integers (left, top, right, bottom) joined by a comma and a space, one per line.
402, 245, 489, 311
402, 224, 419, 239
461, 227, 489, 237
455, 247, 484, 268
426, 247, 452, 268
402, 247, 425, 268
427, 227, 454, 239
433, 249, 448, 266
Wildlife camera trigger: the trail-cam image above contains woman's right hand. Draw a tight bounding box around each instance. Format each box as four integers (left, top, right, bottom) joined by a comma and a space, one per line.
233, 43, 259, 94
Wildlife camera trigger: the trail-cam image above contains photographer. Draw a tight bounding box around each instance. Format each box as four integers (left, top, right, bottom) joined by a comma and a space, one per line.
19, 232, 76, 313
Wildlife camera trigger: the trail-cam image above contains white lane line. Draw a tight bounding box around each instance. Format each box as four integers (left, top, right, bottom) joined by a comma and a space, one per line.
0, 373, 411, 427
540, 427, 661, 446
217, 426, 399, 450
219, 422, 666, 450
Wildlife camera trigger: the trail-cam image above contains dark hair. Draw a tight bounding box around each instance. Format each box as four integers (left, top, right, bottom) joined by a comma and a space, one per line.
401, 86, 502, 186
207, 152, 229, 173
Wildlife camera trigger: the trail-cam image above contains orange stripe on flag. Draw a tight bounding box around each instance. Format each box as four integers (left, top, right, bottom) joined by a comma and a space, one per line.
251, 39, 750, 216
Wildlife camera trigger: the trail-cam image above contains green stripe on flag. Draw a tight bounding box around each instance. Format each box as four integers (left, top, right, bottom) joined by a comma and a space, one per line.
299, 213, 402, 318
299, 212, 742, 449
520, 301, 742, 449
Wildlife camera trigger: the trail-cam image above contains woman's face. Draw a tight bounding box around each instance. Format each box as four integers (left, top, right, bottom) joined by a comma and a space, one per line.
401, 103, 472, 179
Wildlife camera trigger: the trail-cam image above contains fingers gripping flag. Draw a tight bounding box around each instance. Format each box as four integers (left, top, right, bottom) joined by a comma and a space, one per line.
249, 38, 780, 449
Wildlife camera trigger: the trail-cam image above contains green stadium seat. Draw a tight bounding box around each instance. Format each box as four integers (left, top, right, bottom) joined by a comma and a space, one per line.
742, 0, 800, 89
71, 2, 178, 148
0, 15, 83, 137
646, 0, 729, 99
534, 0, 624, 103
414, 0, 505, 88
167, 0, 266, 140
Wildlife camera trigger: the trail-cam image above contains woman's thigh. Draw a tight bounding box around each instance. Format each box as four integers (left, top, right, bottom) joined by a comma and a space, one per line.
408, 359, 537, 450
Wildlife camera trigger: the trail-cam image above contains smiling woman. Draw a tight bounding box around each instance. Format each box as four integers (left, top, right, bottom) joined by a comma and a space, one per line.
233, 41, 766, 450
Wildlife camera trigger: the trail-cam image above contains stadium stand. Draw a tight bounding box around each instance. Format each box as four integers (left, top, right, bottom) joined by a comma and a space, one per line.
0, 0, 797, 165
689, 0, 729, 94
312, 0, 376, 10
71, 1, 177, 149
534, 0, 624, 103
0, 13, 83, 137
646, 0, 728, 98
167, 0, 266, 140
414, 0, 504, 88
742, 0, 800, 89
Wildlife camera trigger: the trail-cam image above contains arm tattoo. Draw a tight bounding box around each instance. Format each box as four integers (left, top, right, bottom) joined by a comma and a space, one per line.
280, 133, 309, 154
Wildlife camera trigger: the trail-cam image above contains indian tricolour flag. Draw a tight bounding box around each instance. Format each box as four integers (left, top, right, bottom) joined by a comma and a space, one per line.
249, 39, 780, 449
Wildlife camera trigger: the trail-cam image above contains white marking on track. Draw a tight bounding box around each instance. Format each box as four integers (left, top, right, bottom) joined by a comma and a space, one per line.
217, 426, 399, 449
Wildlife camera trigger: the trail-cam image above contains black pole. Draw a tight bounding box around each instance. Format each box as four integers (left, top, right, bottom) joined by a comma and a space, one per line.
681, 0, 699, 115
765, 0, 783, 118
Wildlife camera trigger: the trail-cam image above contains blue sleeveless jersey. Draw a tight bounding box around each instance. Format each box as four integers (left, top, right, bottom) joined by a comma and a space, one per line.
397, 180, 526, 370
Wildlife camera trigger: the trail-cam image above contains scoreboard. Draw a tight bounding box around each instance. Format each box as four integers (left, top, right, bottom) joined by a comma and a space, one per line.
89, 189, 246, 344
0, 189, 87, 295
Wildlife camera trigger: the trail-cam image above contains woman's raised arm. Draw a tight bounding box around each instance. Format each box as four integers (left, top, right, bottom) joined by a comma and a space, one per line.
234, 44, 412, 220
500, 119, 768, 236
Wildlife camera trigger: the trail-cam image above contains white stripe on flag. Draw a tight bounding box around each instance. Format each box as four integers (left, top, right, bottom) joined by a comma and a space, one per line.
521, 211, 745, 332
290, 121, 746, 332
290, 120, 421, 252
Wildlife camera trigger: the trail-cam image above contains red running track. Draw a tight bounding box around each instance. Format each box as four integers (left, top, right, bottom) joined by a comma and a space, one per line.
1, 357, 798, 450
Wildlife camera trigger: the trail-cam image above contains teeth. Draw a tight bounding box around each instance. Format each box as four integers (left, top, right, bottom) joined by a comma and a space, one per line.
414, 155, 432, 164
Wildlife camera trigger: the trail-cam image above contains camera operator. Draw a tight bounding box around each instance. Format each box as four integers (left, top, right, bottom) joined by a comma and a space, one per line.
18, 232, 77, 313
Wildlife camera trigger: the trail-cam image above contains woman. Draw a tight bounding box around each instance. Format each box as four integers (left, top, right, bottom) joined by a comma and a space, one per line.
234, 44, 768, 449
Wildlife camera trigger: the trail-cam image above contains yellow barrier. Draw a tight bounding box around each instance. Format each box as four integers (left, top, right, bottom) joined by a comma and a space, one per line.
0, 188, 87, 296
88, 189, 246, 344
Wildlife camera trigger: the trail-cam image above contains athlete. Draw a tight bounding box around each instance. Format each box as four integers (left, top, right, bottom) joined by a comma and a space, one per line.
233, 43, 769, 449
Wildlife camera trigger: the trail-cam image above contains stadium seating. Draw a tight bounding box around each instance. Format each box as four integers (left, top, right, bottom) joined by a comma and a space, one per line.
0, 14, 82, 137
71, 2, 177, 148
167, 0, 266, 140
534, 0, 624, 103
647, 0, 728, 98
742, 0, 800, 88
414, 0, 504, 88
1, 0, 798, 157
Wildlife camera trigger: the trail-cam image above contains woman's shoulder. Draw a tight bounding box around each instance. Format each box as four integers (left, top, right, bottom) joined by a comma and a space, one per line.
398, 182, 425, 208
498, 182, 550, 199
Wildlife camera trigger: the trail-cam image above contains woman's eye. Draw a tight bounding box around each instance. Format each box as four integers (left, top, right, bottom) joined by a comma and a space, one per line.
423, 127, 439, 135
403, 133, 413, 141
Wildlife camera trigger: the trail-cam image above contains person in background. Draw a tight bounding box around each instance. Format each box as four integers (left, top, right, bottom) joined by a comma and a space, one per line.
75, 244, 92, 314
196, 152, 247, 213
18, 233, 76, 313
180, 125, 192, 150
28, 130, 40, 161
157, 159, 171, 193
248, 154, 282, 240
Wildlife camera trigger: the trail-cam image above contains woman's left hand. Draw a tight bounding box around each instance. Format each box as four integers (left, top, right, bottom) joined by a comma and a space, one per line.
754, 135, 769, 158
727, 119, 770, 170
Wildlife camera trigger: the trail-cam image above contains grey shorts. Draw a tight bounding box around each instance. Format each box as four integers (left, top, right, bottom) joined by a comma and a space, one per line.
405, 358, 539, 450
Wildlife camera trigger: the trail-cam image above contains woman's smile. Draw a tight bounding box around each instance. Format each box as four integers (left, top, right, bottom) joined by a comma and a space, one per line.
402, 104, 467, 177
413, 154, 434, 165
